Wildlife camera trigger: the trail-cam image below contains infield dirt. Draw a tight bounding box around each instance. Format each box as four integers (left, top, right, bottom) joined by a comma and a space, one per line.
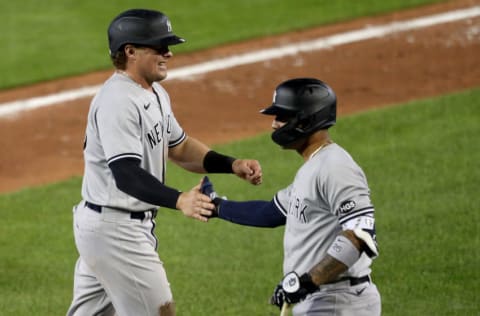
0, 0, 478, 193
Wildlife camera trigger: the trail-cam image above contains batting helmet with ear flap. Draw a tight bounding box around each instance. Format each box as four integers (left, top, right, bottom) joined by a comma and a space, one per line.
261, 78, 337, 147
108, 9, 185, 56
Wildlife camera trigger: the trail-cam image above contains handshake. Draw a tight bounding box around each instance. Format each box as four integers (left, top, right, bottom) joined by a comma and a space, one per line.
200, 176, 225, 218
200, 177, 318, 310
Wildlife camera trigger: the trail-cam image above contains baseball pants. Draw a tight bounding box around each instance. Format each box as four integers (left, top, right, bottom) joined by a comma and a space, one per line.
292, 279, 381, 316
66, 202, 173, 316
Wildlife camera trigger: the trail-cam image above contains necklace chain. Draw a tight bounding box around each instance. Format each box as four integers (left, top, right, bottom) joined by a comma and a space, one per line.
308, 140, 333, 160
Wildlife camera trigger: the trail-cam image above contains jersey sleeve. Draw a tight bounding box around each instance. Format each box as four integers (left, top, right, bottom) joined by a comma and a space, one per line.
322, 161, 375, 226
321, 160, 378, 251
273, 184, 293, 216
167, 112, 186, 147
153, 83, 186, 147
96, 94, 143, 164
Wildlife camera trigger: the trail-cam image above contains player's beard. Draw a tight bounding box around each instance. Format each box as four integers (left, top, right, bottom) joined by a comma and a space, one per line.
136, 69, 165, 86
137, 58, 168, 85
154, 63, 168, 81
143, 65, 167, 83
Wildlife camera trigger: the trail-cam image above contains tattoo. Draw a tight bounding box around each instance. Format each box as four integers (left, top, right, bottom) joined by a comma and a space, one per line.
309, 254, 348, 285
159, 301, 176, 316
309, 230, 363, 285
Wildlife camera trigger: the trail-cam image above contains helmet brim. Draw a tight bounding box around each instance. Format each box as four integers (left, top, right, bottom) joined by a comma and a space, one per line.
148, 35, 186, 47
260, 104, 296, 116
162, 35, 186, 46
260, 104, 277, 115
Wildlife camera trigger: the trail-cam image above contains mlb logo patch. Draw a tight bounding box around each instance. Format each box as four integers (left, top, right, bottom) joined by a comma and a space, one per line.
338, 200, 356, 214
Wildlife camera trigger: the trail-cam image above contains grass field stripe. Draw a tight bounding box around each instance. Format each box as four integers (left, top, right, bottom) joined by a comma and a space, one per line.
0, 6, 478, 118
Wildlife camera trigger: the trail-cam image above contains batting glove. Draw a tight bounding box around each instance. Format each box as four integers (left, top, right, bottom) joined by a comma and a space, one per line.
200, 176, 225, 217
270, 272, 318, 308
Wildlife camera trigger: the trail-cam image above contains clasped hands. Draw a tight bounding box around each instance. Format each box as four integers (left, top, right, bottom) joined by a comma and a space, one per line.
178, 158, 261, 222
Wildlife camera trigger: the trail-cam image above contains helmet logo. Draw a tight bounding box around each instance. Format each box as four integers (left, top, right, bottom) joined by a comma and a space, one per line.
166, 20, 172, 32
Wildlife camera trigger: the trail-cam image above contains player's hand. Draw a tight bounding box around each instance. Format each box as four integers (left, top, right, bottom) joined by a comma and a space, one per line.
176, 182, 216, 222
232, 159, 262, 185
270, 282, 286, 309
270, 272, 318, 308
200, 176, 225, 217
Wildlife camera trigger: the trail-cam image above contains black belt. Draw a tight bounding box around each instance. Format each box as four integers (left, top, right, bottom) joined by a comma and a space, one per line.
348, 275, 371, 286
328, 275, 371, 286
84, 201, 157, 220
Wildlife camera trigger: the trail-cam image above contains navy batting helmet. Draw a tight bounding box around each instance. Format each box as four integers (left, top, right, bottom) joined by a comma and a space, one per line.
261, 78, 336, 147
108, 9, 185, 56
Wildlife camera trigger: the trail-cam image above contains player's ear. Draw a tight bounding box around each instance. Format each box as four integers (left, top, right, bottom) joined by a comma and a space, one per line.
124, 45, 136, 58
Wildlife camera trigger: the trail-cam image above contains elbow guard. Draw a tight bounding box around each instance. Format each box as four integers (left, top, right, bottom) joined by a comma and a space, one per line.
353, 228, 378, 258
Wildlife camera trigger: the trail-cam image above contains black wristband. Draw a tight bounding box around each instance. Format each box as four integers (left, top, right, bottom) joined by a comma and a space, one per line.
203, 150, 236, 173
299, 273, 318, 294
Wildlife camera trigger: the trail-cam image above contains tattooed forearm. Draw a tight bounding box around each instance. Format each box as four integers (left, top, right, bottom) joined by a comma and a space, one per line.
309, 254, 348, 286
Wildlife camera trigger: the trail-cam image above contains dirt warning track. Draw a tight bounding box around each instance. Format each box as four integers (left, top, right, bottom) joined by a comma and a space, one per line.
0, 0, 479, 193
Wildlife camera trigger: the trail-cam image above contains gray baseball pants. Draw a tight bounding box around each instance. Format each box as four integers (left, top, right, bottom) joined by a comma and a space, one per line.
292, 279, 381, 315
66, 201, 173, 316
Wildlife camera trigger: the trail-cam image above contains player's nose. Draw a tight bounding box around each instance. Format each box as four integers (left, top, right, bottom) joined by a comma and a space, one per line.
272, 120, 286, 130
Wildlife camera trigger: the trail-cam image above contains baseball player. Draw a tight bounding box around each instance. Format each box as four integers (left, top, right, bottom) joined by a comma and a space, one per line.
202, 78, 381, 315
66, 9, 262, 316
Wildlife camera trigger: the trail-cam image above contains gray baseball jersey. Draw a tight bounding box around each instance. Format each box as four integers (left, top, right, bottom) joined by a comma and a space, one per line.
82, 72, 185, 211
68, 72, 185, 316
273, 143, 376, 277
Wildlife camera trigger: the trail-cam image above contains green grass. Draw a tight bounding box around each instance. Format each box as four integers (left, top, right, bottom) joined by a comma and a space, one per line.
1, 0, 444, 89
333, 90, 480, 315
0, 88, 479, 315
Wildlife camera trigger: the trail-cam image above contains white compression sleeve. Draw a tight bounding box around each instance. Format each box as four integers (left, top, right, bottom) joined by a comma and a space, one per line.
326, 235, 360, 267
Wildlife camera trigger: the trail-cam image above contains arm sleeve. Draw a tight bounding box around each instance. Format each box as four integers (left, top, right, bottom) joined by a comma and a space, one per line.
217, 199, 286, 228
109, 157, 181, 209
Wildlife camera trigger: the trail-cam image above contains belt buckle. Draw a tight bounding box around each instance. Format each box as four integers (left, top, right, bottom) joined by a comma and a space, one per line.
85, 201, 102, 213
349, 275, 371, 286
130, 209, 157, 221
130, 212, 146, 220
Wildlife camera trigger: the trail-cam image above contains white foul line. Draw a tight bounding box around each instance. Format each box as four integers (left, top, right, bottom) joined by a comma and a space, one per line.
0, 6, 479, 118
